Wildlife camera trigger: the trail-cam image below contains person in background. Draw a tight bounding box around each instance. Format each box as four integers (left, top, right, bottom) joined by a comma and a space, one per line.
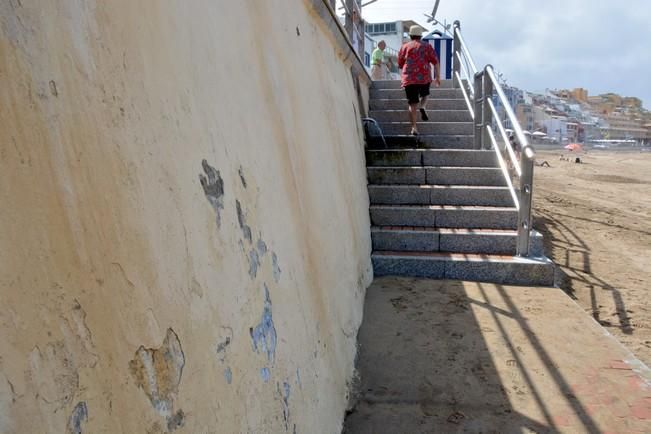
397, 25, 441, 135
371, 40, 390, 80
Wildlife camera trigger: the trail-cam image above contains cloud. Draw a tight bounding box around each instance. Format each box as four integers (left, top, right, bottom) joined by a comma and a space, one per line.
362, 0, 651, 108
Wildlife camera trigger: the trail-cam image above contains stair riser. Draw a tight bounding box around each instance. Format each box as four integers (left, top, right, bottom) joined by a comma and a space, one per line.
372, 231, 544, 255
370, 208, 517, 229
367, 168, 507, 186
372, 256, 554, 286
370, 99, 467, 111
373, 136, 476, 150
372, 80, 455, 90
370, 88, 462, 100
366, 150, 496, 167
380, 122, 474, 135
369, 187, 513, 207
369, 110, 472, 123
372, 231, 439, 251
439, 233, 544, 256
368, 135, 474, 149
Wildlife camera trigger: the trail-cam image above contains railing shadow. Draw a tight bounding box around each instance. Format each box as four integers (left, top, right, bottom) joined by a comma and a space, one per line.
344, 278, 594, 433
534, 208, 633, 335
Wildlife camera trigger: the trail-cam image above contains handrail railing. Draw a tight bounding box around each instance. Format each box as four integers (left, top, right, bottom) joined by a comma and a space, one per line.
452, 22, 537, 257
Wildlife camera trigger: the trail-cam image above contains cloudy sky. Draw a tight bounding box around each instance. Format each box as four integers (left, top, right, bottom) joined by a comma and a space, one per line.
358, 0, 651, 108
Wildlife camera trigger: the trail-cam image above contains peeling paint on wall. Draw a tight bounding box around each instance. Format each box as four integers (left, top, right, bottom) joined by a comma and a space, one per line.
224, 367, 233, 385
129, 328, 185, 421
238, 166, 247, 188
256, 239, 267, 256
67, 401, 88, 434
166, 409, 185, 432
250, 285, 277, 364
260, 367, 271, 383
278, 381, 291, 431
272, 252, 282, 283
26, 301, 98, 412
235, 200, 252, 243
215, 327, 233, 363
199, 160, 225, 227
248, 249, 260, 279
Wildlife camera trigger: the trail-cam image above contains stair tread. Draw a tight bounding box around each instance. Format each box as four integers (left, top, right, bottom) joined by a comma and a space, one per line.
370, 204, 516, 210
378, 121, 474, 124
367, 148, 492, 151
369, 109, 470, 112
372, 226, 523, 234
372, 250, 551, 263
368, 184, 508, 189
367, 165, 501, 169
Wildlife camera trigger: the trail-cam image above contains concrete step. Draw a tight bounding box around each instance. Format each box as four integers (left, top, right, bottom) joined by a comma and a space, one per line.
368, 135, 475, 149
368, 185, 514, 207
370, 98, 467, 111
371, 251, 555, 286
379, 122, 474, 136
367, 167, 506, 186
371, 226, 544, 256
366, 149, 497, 167
369, 109, 472, 123
371, 79, 455, 90
370, 88, 462, 100
369, 205, 517, 229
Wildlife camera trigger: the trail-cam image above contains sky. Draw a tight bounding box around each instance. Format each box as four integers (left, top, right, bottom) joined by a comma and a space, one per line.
355, 0, 651, 109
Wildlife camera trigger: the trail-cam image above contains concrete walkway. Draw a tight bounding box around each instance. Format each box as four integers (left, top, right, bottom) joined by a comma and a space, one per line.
344, 278, 651, 433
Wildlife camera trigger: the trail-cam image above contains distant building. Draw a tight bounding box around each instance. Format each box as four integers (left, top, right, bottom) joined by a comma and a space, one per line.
571, 88, 588, 102
601, 114, 648, 140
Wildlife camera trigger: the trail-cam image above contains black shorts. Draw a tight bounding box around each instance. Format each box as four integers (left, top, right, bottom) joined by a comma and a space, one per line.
404, 84, 430, 104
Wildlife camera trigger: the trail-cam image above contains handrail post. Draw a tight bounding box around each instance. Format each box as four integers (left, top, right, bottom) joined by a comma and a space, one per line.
482, 67, 494, 149
473, 72, 483, 149
517, 157, 534, 256
453, 21, 461, 89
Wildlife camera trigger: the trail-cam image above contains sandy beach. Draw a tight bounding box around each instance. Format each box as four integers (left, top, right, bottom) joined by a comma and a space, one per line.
533, 149, 651, 365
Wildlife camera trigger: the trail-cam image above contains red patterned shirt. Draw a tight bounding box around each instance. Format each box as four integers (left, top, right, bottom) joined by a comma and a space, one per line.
397, 40, 439, 86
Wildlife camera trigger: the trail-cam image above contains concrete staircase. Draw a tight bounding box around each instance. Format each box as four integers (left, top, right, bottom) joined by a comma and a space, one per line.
367, 80, 554, 286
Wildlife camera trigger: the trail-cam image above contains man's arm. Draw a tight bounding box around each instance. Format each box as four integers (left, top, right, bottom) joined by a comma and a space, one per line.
428, 46, 441, 87
397, 46, 405, 69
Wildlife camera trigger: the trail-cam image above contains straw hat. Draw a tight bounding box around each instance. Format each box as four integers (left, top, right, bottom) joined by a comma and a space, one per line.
409, 25, 423, 36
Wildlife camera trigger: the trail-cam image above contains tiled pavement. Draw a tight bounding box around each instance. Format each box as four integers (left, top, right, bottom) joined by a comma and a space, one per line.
344, 278, 651, 433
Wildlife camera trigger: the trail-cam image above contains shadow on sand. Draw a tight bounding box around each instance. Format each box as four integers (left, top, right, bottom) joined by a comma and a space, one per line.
343, 278, 604, 434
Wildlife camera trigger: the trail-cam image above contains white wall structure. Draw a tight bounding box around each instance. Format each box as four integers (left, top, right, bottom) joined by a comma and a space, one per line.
0, 1, 373, 432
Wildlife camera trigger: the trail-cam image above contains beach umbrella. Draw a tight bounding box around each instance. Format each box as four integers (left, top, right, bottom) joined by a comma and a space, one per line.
564, 143, 583, 152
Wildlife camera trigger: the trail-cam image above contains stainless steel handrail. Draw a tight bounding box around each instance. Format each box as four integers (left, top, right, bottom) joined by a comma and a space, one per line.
452, 22, 538, 257
453, 22, 478, 75
455, 71, 475, 120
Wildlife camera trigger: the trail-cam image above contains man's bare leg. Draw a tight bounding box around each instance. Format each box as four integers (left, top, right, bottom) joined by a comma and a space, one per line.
419, 96, 429, 121
408, 103, 419, 135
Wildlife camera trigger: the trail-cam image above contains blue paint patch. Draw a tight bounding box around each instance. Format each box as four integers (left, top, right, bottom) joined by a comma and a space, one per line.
224, 367, 232, 384
257, 238, 268, 256
260, 367, 271, 383
248, 249, 260, 278
272, 252, 281, 283
67, 401, 88, 434
250, 285, 277, 363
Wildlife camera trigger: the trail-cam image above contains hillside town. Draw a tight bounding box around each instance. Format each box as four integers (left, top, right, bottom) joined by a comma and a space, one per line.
359, 18, 651, 146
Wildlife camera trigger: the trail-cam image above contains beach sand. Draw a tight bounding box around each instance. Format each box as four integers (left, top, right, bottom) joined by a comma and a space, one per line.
534, 150, 651, 365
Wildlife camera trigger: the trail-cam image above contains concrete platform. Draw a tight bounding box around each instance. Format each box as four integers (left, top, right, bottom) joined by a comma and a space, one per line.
344, 278, 651, 433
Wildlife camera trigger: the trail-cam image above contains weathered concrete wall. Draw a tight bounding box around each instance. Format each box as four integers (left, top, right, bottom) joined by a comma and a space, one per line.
0, 1, 372, 432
